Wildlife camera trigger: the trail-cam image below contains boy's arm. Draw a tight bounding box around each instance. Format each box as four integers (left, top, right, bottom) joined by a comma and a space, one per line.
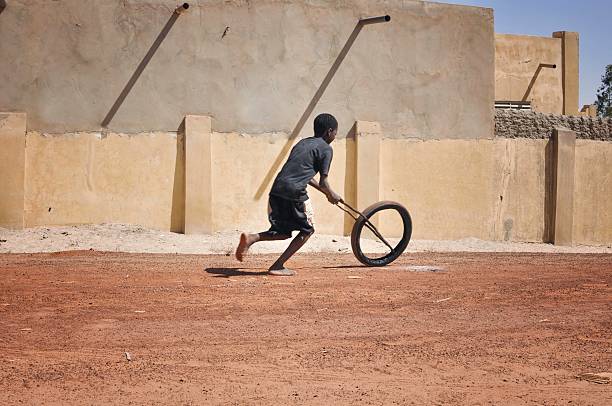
308, 175, 342, 204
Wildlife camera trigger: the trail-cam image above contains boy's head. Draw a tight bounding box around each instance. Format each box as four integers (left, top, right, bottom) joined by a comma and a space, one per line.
314, 113, 338, 144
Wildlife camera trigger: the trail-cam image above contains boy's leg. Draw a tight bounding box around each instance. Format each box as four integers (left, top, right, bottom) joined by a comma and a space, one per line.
236, 195, 292, 262
235, 231, 290, 262
268, 230, 313, 276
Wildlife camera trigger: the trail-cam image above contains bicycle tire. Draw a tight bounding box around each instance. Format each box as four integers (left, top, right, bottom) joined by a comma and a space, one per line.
350, 201, 412, 267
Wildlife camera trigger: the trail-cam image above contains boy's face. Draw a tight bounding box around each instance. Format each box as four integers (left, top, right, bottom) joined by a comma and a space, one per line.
324, 127, 337, 144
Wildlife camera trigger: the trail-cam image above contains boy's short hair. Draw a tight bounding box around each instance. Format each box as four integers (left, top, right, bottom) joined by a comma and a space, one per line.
314, 113, 338, 137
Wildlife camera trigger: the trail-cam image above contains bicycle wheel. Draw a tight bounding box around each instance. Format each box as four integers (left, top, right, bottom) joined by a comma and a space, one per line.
350, 201, 412, 267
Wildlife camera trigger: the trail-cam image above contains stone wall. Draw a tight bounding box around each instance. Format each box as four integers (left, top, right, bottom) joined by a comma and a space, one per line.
495, 109, 612, 141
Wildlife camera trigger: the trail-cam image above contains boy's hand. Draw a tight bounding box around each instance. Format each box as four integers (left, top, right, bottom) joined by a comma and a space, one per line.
326, 191, 343, 204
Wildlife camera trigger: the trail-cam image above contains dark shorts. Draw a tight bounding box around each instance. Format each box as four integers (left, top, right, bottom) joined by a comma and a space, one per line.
267, 195, 315, 236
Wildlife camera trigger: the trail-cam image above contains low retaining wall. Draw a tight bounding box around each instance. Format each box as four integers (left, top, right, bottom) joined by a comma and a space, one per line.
2, 112, 611, 245
24, 130, 183, 232
495, 109, 612, 141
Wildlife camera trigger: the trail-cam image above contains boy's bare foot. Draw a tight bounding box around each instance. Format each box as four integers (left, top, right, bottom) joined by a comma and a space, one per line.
235, 233, 250, 262
268, 267, 295, 276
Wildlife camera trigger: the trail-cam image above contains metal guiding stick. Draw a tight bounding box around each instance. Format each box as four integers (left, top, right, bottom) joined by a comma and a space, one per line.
336, 201, 394, 252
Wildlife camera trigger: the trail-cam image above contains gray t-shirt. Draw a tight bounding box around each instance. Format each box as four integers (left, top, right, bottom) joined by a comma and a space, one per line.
270, 137, 333, 202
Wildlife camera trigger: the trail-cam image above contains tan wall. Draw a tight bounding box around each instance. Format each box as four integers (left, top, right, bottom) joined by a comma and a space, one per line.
381, 139, 497, 240
4, 125, 610, 245
0, 0, 494, 139
211, 132, 348, 235
17, 128, 347, 236
380, 138, 548, 241
495, 34, 563, 114
573, 140, 612, 244
23, 131, 184, 231
214, 134, 609, 244
493, 139, 549, 242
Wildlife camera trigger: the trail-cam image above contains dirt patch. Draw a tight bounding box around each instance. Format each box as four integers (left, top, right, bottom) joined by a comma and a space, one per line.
1, 251, 611, 404
1, 223, 611, 254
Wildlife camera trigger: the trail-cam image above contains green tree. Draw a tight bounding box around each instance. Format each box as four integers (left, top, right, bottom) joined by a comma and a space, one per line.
595, 64, 612, 117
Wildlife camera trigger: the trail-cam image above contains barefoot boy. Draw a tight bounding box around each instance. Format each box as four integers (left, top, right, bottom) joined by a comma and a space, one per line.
235, 113, 343, 276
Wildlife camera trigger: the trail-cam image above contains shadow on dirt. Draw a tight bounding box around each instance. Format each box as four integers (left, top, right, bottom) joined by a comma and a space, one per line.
320, 264, 369, 269
204, 267, 268, 277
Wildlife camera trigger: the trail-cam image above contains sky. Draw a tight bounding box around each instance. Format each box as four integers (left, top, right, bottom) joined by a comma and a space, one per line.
435, 0, 611, 106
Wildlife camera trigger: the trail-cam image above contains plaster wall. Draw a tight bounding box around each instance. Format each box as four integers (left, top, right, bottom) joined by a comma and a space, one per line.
573, 140, 612, 244
6, 128, 611, 244
495, 34, 563, 114
381, 137, 612, 244
210, 133, 347, 235
0, 0, 494, 139
379, 138, 548, 241
23, 131, 183, 231
381, 139, 497, 240
490, 139, 549, 243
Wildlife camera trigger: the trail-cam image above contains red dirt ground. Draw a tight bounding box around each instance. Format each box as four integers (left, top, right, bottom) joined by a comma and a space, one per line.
1, 251, 611, 405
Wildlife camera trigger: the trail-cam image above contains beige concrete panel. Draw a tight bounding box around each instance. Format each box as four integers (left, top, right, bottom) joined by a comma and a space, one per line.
573, 140, 612, 244
551, 128, 575, 245
495, 34, 563, 114
1, 0, 494, 139
341, 121, 382, 236
343, 125, 357, 236
491, 138, 548, 242
210, 133, 347, 235
380, 139, 498, 240
184, 115, 212, 234
553, 31, 579, 115
0, 112, 26, 229
380, 138, 554, 241
24, 131, 180, 230
210, 132, 280, 234
15, 131, 612, 244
